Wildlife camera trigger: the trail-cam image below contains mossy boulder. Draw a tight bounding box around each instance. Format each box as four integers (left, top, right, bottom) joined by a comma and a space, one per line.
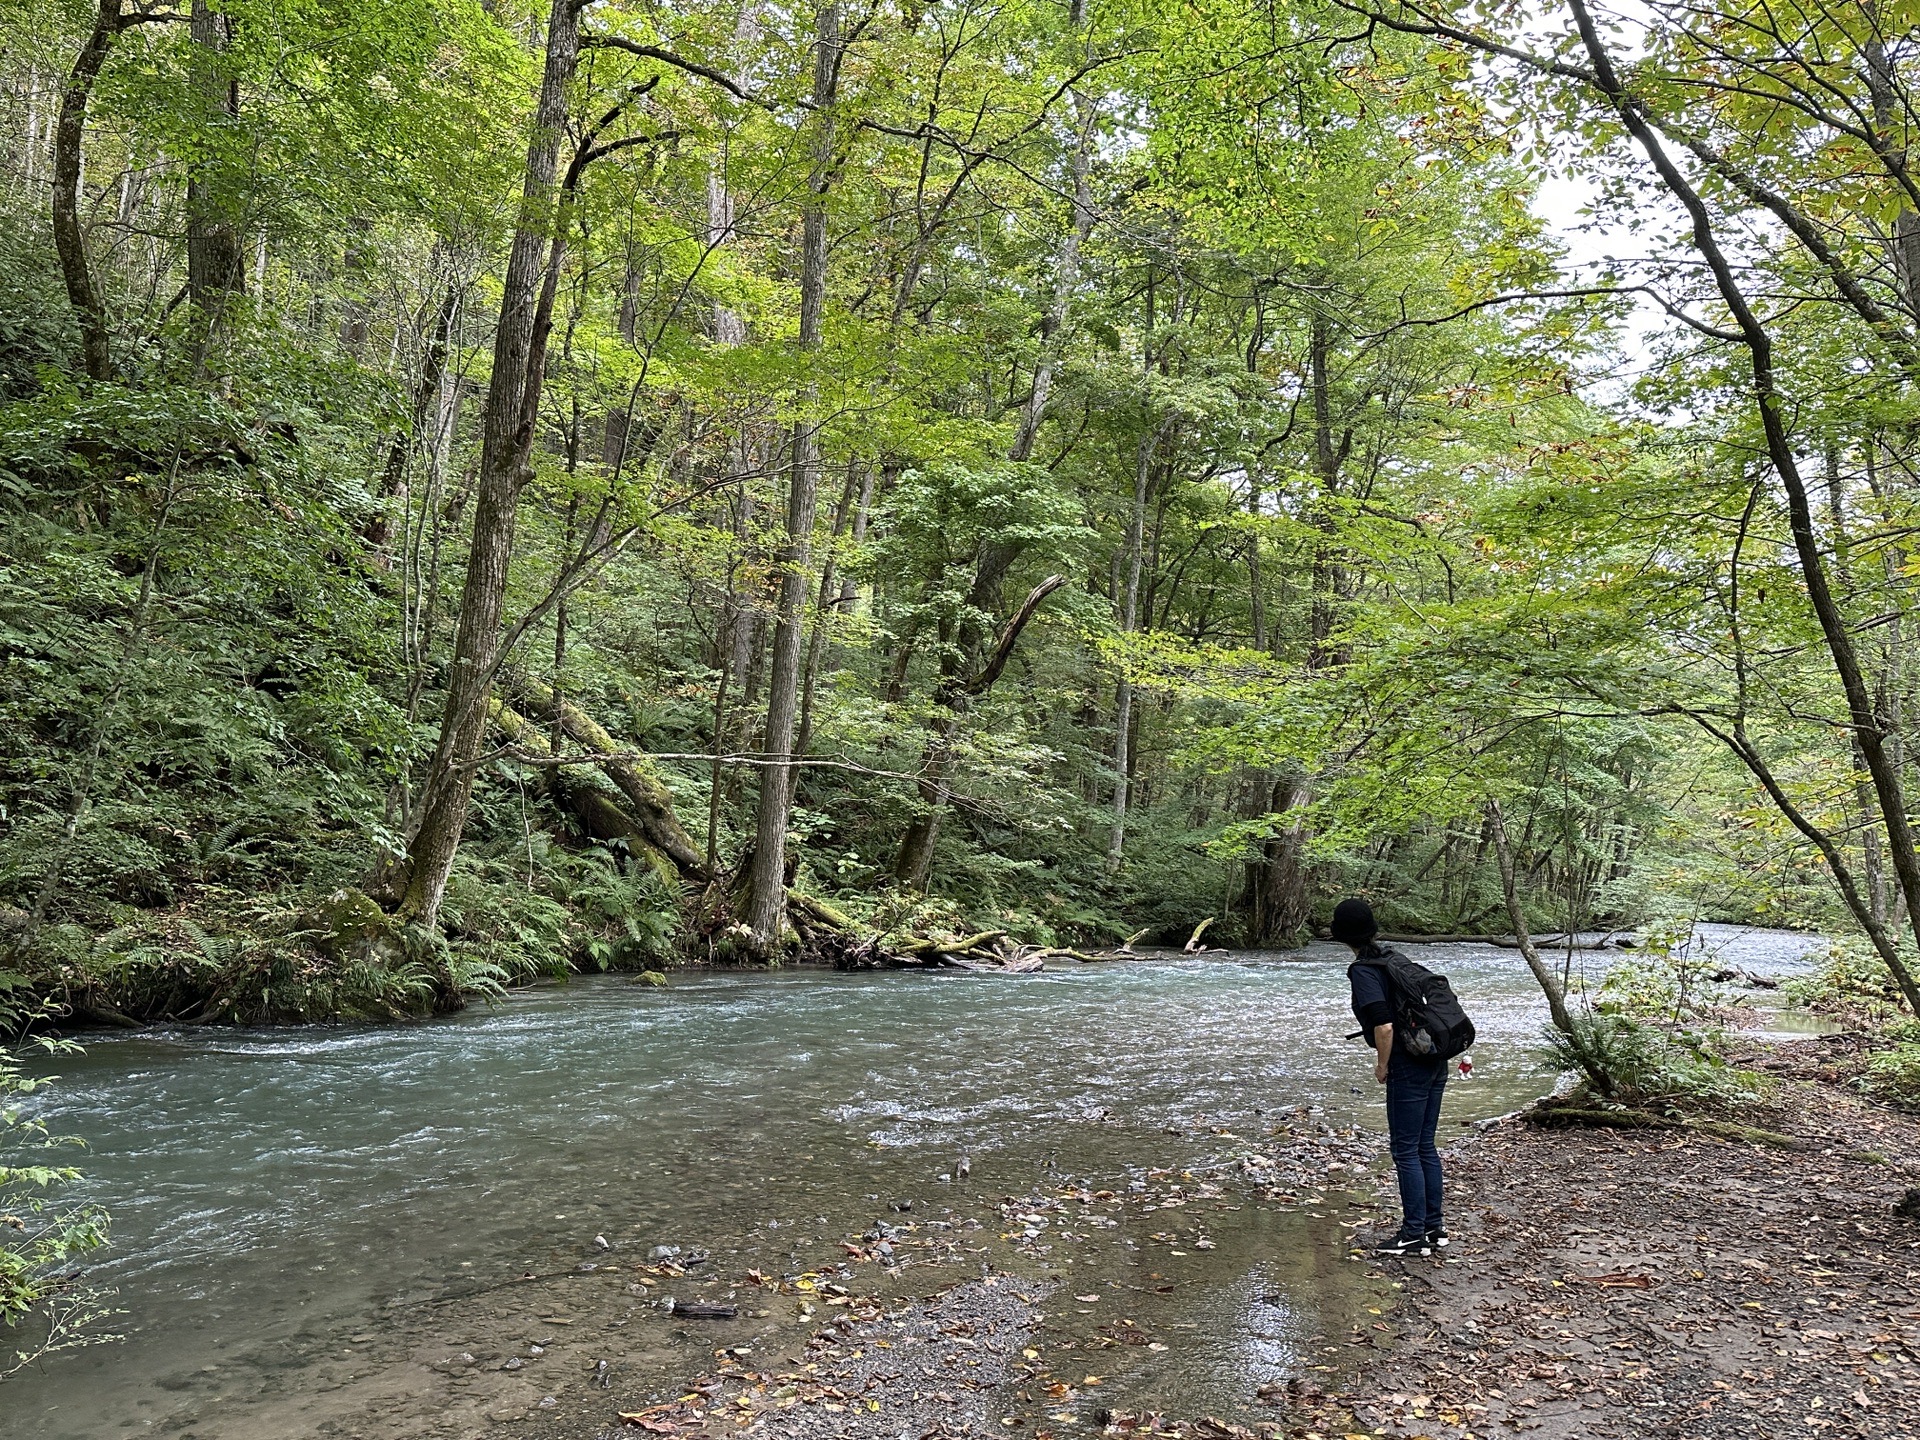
310, 888, 406, 968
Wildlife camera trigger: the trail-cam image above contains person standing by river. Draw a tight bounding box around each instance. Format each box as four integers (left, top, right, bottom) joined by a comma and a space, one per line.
1333, 897, 1449, 1257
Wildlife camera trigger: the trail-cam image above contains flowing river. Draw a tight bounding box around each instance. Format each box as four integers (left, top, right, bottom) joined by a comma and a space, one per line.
7, 927, 1826, 1439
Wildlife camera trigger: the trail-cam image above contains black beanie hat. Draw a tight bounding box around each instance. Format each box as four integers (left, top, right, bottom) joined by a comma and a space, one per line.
1329, 897, 1377, 945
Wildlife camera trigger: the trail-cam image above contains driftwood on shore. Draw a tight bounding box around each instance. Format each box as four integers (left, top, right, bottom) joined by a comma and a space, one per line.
833, 929, 1055, 974
831, 910, 1262, 973
1375, 930, 1633, 951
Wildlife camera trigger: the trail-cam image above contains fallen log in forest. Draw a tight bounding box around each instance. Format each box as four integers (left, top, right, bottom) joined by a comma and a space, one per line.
508, 677, 712, 885
482, 699, 1049, 975
489, 695, 849, 954
489, 699, 689, 887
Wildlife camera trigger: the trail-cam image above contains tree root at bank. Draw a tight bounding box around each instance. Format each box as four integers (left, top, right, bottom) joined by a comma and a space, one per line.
1523, 1093, 1808, 1150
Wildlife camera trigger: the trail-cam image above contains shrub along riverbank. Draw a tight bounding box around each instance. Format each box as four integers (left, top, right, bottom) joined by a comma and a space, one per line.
0, 989, 110, 1380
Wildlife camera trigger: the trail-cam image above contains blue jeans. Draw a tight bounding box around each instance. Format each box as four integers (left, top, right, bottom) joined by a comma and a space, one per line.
1385, 1060, 1447, 1236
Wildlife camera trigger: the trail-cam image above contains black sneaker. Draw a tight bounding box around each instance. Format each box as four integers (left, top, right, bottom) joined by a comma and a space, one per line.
1374, 1230, 1430, 1256
1427, 1227, 1450, 1251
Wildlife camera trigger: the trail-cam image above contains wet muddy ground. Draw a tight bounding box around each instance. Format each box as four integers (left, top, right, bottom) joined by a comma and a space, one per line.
1249, 1035, 1920, 1440
182, 1112, 1403, 1438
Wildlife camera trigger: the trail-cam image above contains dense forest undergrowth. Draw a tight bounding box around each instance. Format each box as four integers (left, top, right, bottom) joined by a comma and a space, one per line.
2, 0, 1919, 1033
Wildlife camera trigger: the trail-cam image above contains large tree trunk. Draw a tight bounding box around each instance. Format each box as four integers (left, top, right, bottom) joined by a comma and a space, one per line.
1246, 775, 1311, 947
186, 0, 245, 316
391, 0, 581, 935
51, 0, 129, 382
742, 2, 840, 953
1106, 424, 1155, 871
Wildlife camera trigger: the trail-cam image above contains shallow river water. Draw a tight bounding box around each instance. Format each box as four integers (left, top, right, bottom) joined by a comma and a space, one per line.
8, 928, 1826, 1438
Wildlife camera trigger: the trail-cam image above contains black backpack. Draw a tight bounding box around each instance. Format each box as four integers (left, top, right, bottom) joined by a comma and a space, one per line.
1350, 948, 1477, 1062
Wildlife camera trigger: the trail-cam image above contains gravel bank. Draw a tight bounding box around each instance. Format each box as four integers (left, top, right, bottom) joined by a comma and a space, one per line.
622, 1274, 1052, 1439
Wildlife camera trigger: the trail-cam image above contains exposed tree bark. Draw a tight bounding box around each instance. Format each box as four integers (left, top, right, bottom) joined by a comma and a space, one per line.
509, 678, 711, 885
186, 0, 245, 315
971, 575, 1067, 696
1246, 774, 1311, 947
51, 0, 152, 381
743, 1, 840, 953
390, 0, 582, 933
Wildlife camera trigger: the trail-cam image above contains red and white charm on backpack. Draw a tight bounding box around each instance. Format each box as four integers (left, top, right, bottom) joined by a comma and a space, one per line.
1457, 1054, 1474, 1078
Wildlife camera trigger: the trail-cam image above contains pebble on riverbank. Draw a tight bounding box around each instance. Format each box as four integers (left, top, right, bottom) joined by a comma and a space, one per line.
617, 1275, 1052, 1438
